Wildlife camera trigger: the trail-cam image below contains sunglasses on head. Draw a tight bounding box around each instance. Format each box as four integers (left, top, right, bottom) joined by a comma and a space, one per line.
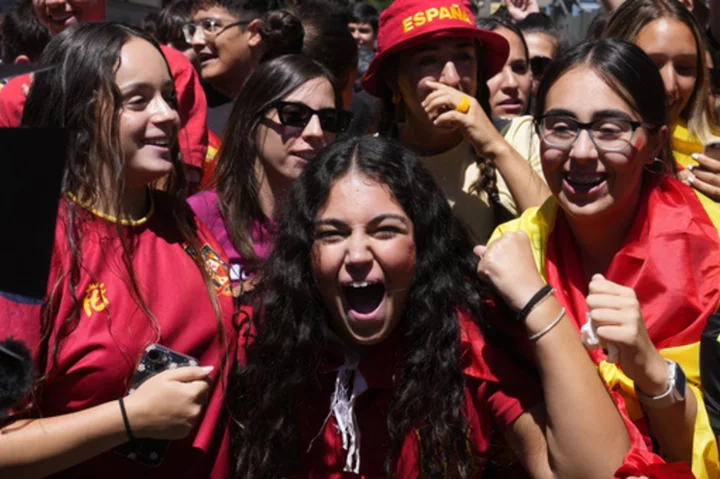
530, 56, 552, 78
270, 101, 353, 133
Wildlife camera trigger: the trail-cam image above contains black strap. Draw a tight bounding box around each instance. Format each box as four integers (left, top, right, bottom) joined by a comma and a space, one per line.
516, 284, 553, 322
118, 397, 136, 442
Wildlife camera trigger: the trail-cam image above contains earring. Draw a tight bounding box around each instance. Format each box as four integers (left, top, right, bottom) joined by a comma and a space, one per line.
644, 157, 668, 175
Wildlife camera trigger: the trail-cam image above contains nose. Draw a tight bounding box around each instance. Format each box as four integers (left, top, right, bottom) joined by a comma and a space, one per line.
569, 128, 599, 162
501, 66, 519, 90
151, 96, 180, 128
190, 27, 206, 49
301, 113, 326, 145
659, 64, 679, 102
438, 61, 461, 88
345, 231, 373, 270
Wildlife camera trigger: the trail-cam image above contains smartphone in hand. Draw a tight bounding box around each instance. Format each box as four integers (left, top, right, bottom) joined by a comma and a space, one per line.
114, 344, 199, 467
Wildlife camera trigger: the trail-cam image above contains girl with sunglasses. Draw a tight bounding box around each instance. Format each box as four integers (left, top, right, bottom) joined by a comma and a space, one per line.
487, 38, 720, 477
188, 54, 351, 296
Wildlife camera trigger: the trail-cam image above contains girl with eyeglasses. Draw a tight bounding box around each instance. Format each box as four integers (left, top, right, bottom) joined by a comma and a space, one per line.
188, 54, 352, 296
486, 38, 720, 477
602, 0, 720, 200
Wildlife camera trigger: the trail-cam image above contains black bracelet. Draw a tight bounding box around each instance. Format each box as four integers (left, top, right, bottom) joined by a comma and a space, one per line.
516, 284, 554, 322
118, 397, 136, 442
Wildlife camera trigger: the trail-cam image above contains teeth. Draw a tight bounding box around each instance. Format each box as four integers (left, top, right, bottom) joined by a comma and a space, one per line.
566, 174, 605, 185
348, 282, 371, 288
50, 13, 73, 21
146, 139, 169, 147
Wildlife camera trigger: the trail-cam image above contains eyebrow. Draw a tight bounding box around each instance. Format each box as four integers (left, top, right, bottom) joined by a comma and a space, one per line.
543, 108, 634, 121
119, 80, 174, 94
314, 214, 410, 227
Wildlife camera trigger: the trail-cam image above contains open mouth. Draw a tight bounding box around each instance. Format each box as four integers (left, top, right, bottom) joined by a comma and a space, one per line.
564, 172, 608, 195
342, 281, 386, 318
48, 11, 75, 25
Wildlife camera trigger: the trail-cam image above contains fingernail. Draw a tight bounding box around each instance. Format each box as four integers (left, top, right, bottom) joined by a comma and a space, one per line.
687, 164, 694, 171
688, 173, 696, 184
692, 153, 699, 160
201, 366, 214, 374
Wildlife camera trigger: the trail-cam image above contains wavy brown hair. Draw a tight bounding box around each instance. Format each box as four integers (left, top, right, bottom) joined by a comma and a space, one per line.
21, 23, 227, 398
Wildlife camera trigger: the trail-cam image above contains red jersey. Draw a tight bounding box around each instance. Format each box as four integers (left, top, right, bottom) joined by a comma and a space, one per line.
238, 310, 541, 478
0, 45, 208, 189
0, 192, 235, 479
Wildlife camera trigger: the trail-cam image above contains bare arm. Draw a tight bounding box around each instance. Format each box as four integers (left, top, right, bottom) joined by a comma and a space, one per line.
422, 82, 551, 213
0, 366, 212, 478
477, 233, 630, 478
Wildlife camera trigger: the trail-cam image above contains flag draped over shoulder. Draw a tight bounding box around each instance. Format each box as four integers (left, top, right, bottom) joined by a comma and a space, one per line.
490, 175, 720, 478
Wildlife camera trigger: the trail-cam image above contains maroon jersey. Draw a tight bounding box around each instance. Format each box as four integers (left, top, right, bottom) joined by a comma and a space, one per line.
0, 191, 235, 478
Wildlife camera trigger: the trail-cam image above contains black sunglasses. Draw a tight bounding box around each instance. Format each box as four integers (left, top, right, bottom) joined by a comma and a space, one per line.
530, 56, 552, 78
269, 101, 353, 133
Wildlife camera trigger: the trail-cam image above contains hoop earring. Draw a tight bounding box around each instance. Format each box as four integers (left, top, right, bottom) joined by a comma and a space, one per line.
644, 157, 667, 175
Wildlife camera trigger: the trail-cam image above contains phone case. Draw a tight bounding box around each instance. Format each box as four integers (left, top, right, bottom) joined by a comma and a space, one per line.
114, 344, 199, 467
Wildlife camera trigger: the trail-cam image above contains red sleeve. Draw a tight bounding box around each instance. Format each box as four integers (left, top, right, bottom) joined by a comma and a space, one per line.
160, 45, 208, 186
0, 74, 30, 127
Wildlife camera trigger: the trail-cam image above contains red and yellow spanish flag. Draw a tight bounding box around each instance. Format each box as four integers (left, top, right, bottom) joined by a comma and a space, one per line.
490, 175, 720, 478
199, 129, 222, 191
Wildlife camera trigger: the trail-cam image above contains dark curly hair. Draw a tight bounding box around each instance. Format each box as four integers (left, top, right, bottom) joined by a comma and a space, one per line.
230, 135, 488, 477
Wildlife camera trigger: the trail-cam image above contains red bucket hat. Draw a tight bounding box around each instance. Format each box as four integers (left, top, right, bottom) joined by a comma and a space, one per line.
361, 0, 509, 98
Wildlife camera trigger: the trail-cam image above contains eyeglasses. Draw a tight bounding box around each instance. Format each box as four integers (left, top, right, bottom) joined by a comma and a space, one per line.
536, 115, 653, 151
270, 101, 353, 133
181, 18, 247, 44
529, 56, 552, 78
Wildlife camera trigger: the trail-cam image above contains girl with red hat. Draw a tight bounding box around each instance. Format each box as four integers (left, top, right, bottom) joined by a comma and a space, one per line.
361, 0, 549, 244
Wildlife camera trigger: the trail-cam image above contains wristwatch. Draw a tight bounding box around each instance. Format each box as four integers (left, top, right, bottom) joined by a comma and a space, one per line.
635, 359, 687, 409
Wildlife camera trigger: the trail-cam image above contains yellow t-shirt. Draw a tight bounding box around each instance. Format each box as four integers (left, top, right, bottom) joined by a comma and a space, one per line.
672, 120, 704, 169
419, 141, 495, 244
497, 115, 545, 217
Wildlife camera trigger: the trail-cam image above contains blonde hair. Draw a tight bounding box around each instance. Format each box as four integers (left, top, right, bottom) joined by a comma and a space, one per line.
602, 0, 717, 142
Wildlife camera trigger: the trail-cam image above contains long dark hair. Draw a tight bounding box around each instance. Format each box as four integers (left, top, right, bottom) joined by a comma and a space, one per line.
230, 135, 487, 477
214, 54, 341, 262
21, 23, 226, 393
534, 39, 671, 171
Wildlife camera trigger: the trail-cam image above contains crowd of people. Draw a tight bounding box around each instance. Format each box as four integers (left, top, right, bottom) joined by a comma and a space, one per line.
2, 0, 720, 477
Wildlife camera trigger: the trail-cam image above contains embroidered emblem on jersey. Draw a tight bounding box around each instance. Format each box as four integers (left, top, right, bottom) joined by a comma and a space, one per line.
415, 425, 474, 478
184, 243, 231, 296
83, 282, 110, 318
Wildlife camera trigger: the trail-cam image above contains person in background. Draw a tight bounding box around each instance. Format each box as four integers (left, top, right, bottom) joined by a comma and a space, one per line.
0, 0, 50, 66
230, 134, 631, 478
187, 0, 303, 137
477, 16, 532, 119
364, 0, 549, 244
603, 0, 720, 200
491, 38, 720, 478
0, 23, 235, 478
347, 1, 378, 50
0, 0, 209, 191
150, 0, 200, 72
188, 54, 351, 295
297, 0, 358, 109
517, 12, 566, 101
